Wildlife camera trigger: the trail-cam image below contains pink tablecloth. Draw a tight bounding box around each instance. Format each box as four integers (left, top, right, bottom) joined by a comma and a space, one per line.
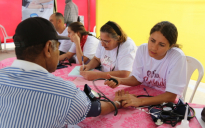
1, 57, 204, 128
75, 84, 204, 128
0, 57, 79, 81
0, 57, 16, 69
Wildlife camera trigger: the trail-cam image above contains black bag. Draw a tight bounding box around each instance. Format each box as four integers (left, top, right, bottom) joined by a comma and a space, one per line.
148, 99, 195, 127
56, 57, 72, 69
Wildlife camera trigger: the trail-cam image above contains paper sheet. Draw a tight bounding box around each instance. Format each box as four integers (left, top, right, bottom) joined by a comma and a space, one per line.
68, 66, 94, 77
68, 66, 83, 77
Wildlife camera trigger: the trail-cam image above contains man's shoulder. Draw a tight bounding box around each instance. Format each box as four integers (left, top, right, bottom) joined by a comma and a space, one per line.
58, 27, 68, 36
0, 67, 78, 98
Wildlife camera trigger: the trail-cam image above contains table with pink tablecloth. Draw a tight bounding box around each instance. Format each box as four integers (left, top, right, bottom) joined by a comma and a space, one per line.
75, 84, 204, 128
0, 57, 79, 81
0, 57, 205, 128
0, 57, 17, 69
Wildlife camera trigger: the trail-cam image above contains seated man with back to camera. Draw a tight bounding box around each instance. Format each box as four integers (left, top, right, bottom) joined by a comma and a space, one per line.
0, 17, 121, 128
49, 12, 73, 55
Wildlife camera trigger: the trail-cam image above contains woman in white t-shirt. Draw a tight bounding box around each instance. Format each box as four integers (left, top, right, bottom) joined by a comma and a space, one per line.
80, 21, 137, 80
105, 21, 187, 107
59, 22, 99, 64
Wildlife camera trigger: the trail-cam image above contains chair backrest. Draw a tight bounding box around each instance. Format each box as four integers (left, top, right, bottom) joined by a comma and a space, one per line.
0, 24, 8, 38
93, 26, 96, 33
90, 26, 96, 36
183, 56, 204, 103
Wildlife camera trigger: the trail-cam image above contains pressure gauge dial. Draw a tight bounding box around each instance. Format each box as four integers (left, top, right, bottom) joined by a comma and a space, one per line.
163, 107, 172, 111
89, 90, 101, 100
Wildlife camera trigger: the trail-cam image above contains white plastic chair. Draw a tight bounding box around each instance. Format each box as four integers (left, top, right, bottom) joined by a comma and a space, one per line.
183, 56, 204, 103
93, 26, 96, 33
0, 24, 13, 50
90, 26, 96, 36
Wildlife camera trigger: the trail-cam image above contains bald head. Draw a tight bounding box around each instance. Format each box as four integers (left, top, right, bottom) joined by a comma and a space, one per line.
49, 12, 65, 33
55, 12, 65, 24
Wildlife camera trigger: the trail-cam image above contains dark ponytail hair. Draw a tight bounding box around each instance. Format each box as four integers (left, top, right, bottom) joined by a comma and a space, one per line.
68, 22, 93, 37
100, 21, 127, 44
150, 21, 181, 48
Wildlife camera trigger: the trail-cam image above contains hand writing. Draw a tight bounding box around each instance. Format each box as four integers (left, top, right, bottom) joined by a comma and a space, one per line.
80, 71, 98, 81
80, 65, 90, 71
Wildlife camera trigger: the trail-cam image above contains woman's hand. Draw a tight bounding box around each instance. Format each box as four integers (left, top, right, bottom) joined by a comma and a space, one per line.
59, 53, 68, 61
80, 65, 90, 71
104, 74, 121, 88
119, 93, 142, 108
80, 71, 98, 81
114, 90, 126, 101
70, 33, 80, 44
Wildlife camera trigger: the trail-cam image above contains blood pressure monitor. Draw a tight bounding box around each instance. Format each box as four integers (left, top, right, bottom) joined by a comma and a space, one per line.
90, 90, 101, 100
84, 84, 101, 101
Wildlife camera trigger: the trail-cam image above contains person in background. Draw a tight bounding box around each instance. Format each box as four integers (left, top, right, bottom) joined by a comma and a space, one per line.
105, 21, 187, 108
49, 12, 73, 55
59, 22, 99, 64
80, 21, 137, 81
0, 17, 121, 128
64, 0, 78, 27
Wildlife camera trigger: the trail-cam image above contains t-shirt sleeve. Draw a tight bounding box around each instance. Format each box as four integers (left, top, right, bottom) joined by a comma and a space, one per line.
95, 42, 102, 59
131, 45, 144, 82
117, 39, 137, 72
65, 88, 91, 125
59, 40, 73, 53
83, 36, 100, 60
69, 43, 76, 53
165, 54, 187, 96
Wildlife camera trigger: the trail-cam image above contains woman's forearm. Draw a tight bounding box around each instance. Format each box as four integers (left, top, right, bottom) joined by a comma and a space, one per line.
97, 70, 130, 79
119, 76, 141, 86
135, 92, 177, 107
59, 52, 74, 61
75, 43, 84, 64
86, 57, 101, 70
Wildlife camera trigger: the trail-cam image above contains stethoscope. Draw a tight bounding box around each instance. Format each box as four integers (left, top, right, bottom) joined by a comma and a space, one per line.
91, 78, 119, 116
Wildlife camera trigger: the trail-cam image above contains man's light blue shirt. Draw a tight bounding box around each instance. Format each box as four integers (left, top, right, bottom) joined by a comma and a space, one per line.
0, 60, 91, 128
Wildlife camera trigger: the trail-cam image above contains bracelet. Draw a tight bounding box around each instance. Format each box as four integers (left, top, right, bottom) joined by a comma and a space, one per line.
115, 101, 121, 108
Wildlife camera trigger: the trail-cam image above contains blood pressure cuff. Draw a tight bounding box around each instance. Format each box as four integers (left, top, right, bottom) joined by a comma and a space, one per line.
86, 100, 101, 117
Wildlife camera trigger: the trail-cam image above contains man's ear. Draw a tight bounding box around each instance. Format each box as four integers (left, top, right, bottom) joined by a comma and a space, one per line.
58, 19, 62, 24
44, 40, 52, 58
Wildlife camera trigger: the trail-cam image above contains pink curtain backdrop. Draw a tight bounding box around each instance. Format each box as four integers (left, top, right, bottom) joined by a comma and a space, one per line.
0, 0, 96, 43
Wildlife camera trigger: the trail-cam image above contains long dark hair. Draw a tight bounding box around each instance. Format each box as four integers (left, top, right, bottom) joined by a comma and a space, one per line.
150, 21, 181, 48
68, 22, 93, 38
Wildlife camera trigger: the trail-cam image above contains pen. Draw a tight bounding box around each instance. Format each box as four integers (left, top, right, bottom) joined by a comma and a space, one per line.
82, 56, 84, 70
143, 88, 149, 96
